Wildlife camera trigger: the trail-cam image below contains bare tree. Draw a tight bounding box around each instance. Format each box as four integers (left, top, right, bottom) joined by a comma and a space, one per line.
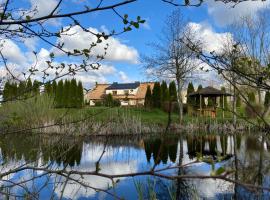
143, 10, 201, 123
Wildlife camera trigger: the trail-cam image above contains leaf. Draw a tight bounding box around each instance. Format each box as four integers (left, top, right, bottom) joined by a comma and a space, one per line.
123, 19, 128, 25
215, 167, 225, 175
124, 27, 132, 32
26, 15, 31, 20
124, 14, 128, 19
133, 22, 139, 29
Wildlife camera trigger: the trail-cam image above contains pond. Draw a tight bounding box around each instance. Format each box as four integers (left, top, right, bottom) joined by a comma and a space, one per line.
0, 132, 270, 199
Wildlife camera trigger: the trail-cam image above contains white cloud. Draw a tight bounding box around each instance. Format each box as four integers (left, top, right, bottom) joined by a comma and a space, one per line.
118, 71, 130, 83
206, 0, 270, 27
30, 0, 61, 26
188, 22, 233, 53
53, 25, 139, 64
30, 0, 58, 16
0, 40, 27, 64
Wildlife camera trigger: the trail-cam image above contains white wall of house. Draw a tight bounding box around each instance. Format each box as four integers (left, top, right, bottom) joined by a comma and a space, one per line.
106, 88, 139, 96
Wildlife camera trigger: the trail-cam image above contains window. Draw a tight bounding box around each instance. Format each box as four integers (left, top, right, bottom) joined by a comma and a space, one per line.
130, 89, 133, 92
124, 90, 129, 95
112, 91, 117, 95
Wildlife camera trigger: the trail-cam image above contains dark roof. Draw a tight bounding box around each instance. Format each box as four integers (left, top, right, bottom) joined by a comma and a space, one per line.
188, 86, 231, 97
106, 82, 140, 90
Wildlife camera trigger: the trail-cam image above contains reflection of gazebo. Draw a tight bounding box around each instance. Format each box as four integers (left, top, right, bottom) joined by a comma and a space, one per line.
188, 86, 231, 118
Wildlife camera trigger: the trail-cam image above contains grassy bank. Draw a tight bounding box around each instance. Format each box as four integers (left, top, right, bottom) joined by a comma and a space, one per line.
0, 95, 262, 135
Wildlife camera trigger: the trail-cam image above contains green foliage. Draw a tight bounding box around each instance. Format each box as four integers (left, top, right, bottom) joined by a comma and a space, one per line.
144, 85, 152, 109
32, 80, 40, 95
236, 93, 242, 108
44, 82, 52, 96
208, 97, 215, 107
3, 81, 18, 101
49, 79, 84, 109
77, 81, 84, 108
0, 95, 54, 132
169, 81, 177, 102
103, 93, 120, 107
56, 80, 64, 108
160, 81, 169, 104
195, 84, 205, 107
248, 91, 256, 103
152, 82, 161, 108
187, 82, 195, 106
264, 91, 270, 108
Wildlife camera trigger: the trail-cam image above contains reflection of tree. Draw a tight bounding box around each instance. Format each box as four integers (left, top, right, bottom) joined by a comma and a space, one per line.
143, 137, 178, 164
0, 134, 83, 167
220, 135, 228, 155
187, 135, 218, 159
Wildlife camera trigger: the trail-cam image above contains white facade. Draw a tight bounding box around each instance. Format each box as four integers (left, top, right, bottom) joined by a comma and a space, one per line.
105, 87, 139, 96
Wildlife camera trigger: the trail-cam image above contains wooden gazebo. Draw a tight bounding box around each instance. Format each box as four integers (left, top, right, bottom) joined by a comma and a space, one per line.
188, 86, 231, 118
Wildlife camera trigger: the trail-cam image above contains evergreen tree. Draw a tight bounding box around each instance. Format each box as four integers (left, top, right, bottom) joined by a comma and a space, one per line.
160, 81, 168, 105
187, 82, 195, 106
3, 82, 11, 101
18, 81, 26, 99
56, 80, 64, 108
52, 80, 57, 96
152, 82, 161, 108
169, 81, 177, 101
195, 84, 205, 107
264, 91, 270, 108
26, 79, 33, 97
63, 80, 70, 108
32, 80, 40, 95
144, 85, 152, 108
248, 91, 256, 103
44, 82, 52, 95
70, 79, 77, 108
220, 87, 228, 109
11, 82, 18, 100
77, 81, 84, 108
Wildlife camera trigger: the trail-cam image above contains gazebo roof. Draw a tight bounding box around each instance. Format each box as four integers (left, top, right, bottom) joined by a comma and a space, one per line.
188, 86, 231, 97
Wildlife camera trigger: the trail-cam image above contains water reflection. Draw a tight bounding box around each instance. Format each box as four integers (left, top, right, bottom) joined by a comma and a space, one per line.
0, 133, 270, 199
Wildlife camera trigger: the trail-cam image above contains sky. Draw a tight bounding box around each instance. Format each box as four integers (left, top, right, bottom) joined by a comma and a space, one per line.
1, 0, 270, 89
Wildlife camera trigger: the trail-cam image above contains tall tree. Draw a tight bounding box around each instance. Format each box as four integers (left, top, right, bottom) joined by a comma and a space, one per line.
32, 80, 40, 96
44, 82, 52, 96
169, 81, 177, 102
70, 79, 78, 108
186, 82, 195, 106
77, 81, 84, 108
144, 85, 152, 109
63, 80, 70, 108
160, 81, 168, 107
152, 82, 161, 108
56, 80, 64, 108
143, 10, 200, 123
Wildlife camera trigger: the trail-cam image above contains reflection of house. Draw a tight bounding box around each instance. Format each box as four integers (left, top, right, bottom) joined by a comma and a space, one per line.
85, 82, 155, 106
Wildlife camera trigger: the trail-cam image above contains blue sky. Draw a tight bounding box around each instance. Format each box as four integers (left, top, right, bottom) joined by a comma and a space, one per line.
1, 0, 270, 89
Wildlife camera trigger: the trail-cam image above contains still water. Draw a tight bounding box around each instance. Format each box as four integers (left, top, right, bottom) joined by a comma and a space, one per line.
0, 133, 270, 199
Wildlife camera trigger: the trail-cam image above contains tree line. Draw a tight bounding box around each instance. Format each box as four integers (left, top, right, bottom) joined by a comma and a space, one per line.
144, 81, 177, 110
44, 79, 84, 108
3, 79, 40, 101
3, 79, 84, 108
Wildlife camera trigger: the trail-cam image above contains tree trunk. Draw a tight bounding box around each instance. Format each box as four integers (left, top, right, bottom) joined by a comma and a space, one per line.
176, 79, 183, 124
